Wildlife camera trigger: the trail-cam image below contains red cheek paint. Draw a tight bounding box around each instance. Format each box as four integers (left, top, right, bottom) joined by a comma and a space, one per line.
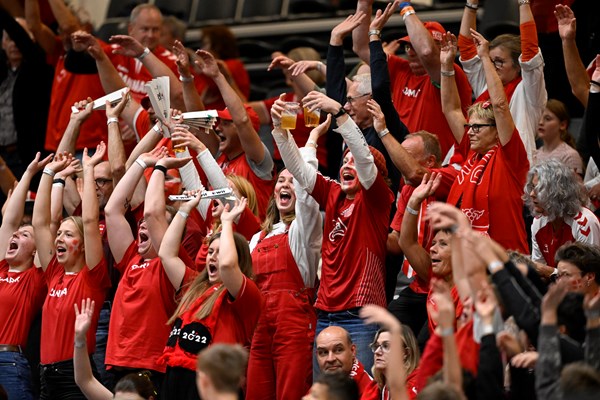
72, 239, 79, 246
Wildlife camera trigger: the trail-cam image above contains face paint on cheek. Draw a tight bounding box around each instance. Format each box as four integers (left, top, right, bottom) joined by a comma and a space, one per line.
571, 279, 583, 290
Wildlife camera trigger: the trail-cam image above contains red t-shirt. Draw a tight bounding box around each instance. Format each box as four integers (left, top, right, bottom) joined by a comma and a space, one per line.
263, 92, 328, 168
350, 358, 380, 400
158, 273, 263, 371
388, 57, 472, 157
0, 261, 46, 347
311, 173, 393, 311
41, 257, 110, 364
217, 152, 274, 220
390, 166, 459, 294
107, 45, 179, 103
44, 44, 109, 152
448, 130, 530, 253
106, 241, 177, 372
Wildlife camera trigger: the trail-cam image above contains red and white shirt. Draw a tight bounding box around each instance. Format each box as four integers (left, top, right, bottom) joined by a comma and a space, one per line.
532, 208, 600, 266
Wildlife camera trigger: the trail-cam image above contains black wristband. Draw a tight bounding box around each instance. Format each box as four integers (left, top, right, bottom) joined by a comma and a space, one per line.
591, 80, 600, 88
53, 178, 66, 186
333, 107, 346, 118
153, 165, 167, 175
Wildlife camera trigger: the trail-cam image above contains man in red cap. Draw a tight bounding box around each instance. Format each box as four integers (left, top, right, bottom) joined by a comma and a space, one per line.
196, 49, 274, 219
353, 0, 473, 159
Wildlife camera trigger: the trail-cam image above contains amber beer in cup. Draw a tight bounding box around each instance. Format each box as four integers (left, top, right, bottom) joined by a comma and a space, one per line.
281, 102, 300, 130
172, 124, 190, 153
304, 107, 320, 127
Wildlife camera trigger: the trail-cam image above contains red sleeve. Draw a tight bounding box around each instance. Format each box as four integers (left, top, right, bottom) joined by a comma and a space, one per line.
229, 276, 263, 339
235, 209, 260, 240
364, 172, 395, 206
115, 241, 139, 274
83, 258, 111, 290
458, 34, 477, 60
310, 173, 339, 209
415, 333, 443, 391
134, 108, 151, 140
520, 20, 539, 62
500, 128, 529, 181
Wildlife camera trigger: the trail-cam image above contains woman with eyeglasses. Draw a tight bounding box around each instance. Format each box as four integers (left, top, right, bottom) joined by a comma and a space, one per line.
523, 160, 600, 280
369, 325, 420, 400
157, 196, 262, 400
33, 148, 111, 399
441, 30, 530, 254
73, 298, 158, 400
457, 0, 546, 161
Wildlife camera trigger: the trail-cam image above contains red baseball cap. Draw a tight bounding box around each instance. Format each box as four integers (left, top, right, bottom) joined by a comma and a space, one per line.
399, 21, 445, 44
217, 105, 261, 132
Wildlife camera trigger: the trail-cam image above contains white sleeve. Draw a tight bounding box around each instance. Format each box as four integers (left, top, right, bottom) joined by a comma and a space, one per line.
531, 218, 543, 263
584, 159, 600, 189
194, 149, 230, 219
459, 55, 487, 98
288, 146, 323, 287
520, 51, 547, 110
333, 117, 377, 190
272, 129, 317, 192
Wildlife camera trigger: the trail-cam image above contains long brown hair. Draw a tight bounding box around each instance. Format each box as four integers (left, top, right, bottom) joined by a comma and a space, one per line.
168, 232, 253, 324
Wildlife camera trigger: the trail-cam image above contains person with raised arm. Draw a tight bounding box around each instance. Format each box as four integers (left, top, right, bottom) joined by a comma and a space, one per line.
194, 49, 274, 219
0, 152, 52, 400
458, 0, 546, 161
73, 299, 158, 400
33, 148, 110, 399
352, 0, 472, 159
360, 305, 419, 400
245, 99, 325, 400
441, 30, 529, 254
157, 197, 262, 400
277, 90, 393, 372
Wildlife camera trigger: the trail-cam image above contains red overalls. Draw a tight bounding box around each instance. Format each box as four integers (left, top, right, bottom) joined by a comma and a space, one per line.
246, 229, 317, 400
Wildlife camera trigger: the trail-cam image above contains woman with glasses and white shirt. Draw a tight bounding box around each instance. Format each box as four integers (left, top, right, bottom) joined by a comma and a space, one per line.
441, 30, 530, 254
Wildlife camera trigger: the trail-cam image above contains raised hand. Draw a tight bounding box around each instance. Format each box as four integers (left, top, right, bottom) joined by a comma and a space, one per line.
195, 50, 220, 79
410, 172, 442, 206
271, 94, 286, 126
370, 0, 400, 31
173, 40, 193, 78
139, 146, 169, 168
71, 31, 103, 59
57, 158, 82, 179
469, 28, 490, 59
288, 60, 322, 77
474, 282, 497, 323
26, 152, 54, 175
47, 152, 74, 174
440, 32, 458, 68
555, 4, 577, 41
171, 126, 206, 154
366, 98, 386, 133
331, 12, 367, 44
309, 114, 332, 141
221, 197, 248, 223
511, 351, 539, 369
82, 141, 107, 169
109, 35, 146, 58
106, 88, 130, 120
426, 201, 470, 232
74, 298, 95, 342
360, 304, 402, 332
156, 156, 193, 170
267, 54, 295, 74
541, 279, 569, 317
70, 97, 94, 123
302, 91, 342, 115
178, 189, 203, 213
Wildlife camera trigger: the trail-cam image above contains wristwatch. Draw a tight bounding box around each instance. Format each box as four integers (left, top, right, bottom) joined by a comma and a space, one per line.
333, 107, 346, 118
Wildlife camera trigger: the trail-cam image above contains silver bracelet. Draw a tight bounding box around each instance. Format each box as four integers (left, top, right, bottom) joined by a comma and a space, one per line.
402, 10, 416, 20
107, 117, 119, 125
135, 158, 148, 170
42, 168, 55, 177
377, 128, 390, 139
518, 0, 530, 5
406, 205, 419, 216
368, 29, 381, 38
439, 327, 454, 337
465, 2, 478, 10
179, 74, 194, 83
306, 139, 318, 148
137, 47, 150, 60
152, 124, 163, 136
177, 210, 189, 219
317, 62, 325, 73
487, 260, 504, 274
441, 70, 455, 77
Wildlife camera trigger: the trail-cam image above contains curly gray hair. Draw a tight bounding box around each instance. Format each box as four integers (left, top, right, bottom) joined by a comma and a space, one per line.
523, 159, 588, 220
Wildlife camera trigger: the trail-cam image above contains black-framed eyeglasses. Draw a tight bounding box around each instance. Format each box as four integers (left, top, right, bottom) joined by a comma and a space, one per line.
369, 341, 391, 354
464, 123, 496, 133
95, 178, 112, 188
345, 93, 371, 105
490, 58, 505, 69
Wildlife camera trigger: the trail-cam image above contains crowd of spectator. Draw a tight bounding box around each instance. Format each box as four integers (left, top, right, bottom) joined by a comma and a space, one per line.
1, 0, 600, 399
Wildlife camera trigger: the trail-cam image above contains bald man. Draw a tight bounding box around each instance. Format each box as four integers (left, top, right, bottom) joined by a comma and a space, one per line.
315, 326, 379, 400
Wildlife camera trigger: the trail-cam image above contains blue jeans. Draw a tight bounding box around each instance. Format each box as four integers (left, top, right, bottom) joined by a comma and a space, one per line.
0, 351, 34, 400
313, 308, 378, 380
